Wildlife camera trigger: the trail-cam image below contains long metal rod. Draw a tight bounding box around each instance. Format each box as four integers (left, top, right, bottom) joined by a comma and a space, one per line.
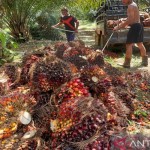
52, 27, 81, 40
102, 32, 114, 52
52, 27, 75, 33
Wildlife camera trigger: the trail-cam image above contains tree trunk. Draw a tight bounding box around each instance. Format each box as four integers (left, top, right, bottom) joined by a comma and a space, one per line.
10, 21, 30, 42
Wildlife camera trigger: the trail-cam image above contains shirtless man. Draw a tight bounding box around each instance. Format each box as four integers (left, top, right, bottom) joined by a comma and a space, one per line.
113, 0, 148, 68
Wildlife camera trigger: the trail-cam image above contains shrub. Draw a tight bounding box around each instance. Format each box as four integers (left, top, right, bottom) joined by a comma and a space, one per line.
30, 12, 64, 40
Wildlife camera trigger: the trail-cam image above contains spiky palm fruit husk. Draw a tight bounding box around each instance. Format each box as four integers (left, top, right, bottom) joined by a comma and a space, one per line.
122, 71, 150, 115
54, 42, 69, 59
80, 47, 93, 56
43, 45, 53, 54
1, 138, 38, 150
2, 137, 49, 150
3, 63, 20, 85
84, 135, 110, 150
29, 55, 72, 93
20, 54, 41, 85
68, 63, 79, 74
91, 77, 112, 96
32, 91, 54, 129
20, 47, 53, 85
21, 47, 52, 66
63, 55, 89, 69
63, 47, 80, 59
100, 91, 132, 125
68, 40, 85, 48
103, 63, 122, 76
87, 51, 105, 67
117, 90, 135, 112
111, 76, 126, 87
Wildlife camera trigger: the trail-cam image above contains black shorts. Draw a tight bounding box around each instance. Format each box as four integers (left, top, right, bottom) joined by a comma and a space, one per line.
126, 23, 144, 44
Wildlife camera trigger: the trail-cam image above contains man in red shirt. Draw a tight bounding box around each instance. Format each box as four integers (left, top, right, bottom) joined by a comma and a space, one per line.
52, 7, 79, 42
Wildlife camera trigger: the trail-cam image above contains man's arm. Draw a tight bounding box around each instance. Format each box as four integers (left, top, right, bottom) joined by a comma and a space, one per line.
51, 22, 63, 28
114, 5, 135, 30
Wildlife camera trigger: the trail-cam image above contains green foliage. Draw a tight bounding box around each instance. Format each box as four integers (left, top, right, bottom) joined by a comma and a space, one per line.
30, 12, 63, 40
66, 0, 106, 20
0, 29, 18, 66
1, 0, 71, 42
134, 109, 148, 118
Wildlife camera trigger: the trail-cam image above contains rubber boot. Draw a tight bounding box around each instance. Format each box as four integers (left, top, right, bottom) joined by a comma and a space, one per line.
141, 55, 148, 66
122, 57, 131, 68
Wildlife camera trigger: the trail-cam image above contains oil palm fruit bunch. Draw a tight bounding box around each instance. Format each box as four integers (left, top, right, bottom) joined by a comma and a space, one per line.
55, 42, 69, 59
93, 77, 112, 95
55, 78, 90, 105
20, 47, 53, 84
111, 76, 126, 87
58, 144, 78, 150
104, 91, 130, 121
84, 135, 110, 150
58, 97, 82, 119
0, 89, 35, 140
80, 65, 106, 92
68, 63, 79, 74
51, 97, 108, 149
103, 63, 122, 76
16, 139, 38, 150
63, 47, 80, 59
51, 113, 106, 149
50, 118, 75, 133
117, 91, 135, 112
103, 91, 118, 114
63, 55, 89, 69
80, 47, 93, 56
87, 51, 105, 67
32, 91, 53, 129
68, 40, 85, 48
3, 63, 19, 85
29, 55, 72, 93
20, 54, 40, 85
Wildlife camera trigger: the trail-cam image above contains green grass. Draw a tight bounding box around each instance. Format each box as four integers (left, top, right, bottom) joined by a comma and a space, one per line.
104, 54, 142, 69
79, 20, 96, 30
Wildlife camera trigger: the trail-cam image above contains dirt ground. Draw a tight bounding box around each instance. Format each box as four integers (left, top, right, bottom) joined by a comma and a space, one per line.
116, 51, 150, 73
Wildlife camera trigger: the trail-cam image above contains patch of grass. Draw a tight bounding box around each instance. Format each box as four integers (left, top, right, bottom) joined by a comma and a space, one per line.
79, 20, 96, 30
104, 56, 118, 67
13, 53, 22, 63
131, 55, 141, 67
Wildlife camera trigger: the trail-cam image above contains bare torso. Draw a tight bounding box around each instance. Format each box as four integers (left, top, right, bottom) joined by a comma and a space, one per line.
127, 2, 140, 25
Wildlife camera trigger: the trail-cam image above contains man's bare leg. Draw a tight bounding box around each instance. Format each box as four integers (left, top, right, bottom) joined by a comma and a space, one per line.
122, 43, 133, 68
136, 42, 148, 66
136, 42, 146, 57
125, 43, 133, 58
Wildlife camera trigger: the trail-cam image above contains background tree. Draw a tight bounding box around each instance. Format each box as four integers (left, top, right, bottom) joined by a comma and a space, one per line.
67, 0, 106, 20
1, 0, 71, 42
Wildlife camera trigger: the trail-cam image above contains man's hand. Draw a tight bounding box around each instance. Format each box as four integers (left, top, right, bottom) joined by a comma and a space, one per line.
145, 18, 150, 22
75, 29, 78, 33
51, 26, 55, 28
113, 26, 119, 31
